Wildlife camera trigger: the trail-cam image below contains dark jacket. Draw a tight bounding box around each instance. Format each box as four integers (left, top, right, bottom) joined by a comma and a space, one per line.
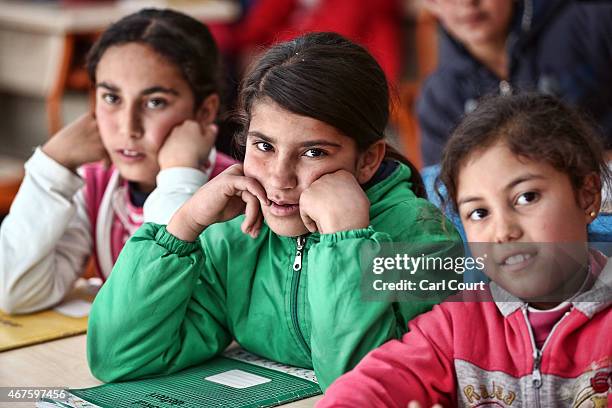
417, 0, 612, 166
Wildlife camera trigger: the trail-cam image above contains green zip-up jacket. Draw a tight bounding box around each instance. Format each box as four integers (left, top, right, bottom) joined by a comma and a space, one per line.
87, 163, 462, 390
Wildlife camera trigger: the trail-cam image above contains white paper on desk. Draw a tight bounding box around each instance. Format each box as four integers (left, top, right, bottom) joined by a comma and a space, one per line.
54, 299, 92, 318
204, 369, 272, 389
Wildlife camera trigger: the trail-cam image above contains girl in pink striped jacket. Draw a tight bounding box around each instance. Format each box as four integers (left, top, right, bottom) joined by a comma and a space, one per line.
0, 9, 236, 314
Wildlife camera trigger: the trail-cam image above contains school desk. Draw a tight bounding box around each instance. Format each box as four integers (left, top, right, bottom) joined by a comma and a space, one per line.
0, 334, 323, 408
0, 0, 240, 135
0, 153, 23, 214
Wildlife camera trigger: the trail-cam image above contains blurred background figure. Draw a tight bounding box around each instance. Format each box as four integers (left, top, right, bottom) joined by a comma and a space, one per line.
416, 0, 612, 167
213, 0, 403, 82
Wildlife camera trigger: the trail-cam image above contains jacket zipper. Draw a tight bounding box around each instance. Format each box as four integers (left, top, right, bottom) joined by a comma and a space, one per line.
291, 235, 311, 354
499, 80, 512, 96
521, 306, 571, 408
521, 0, 534, 32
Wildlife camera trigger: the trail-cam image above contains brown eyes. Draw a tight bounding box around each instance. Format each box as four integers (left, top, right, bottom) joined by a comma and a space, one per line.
100, 94, 167, 110
516, 191, 539, 205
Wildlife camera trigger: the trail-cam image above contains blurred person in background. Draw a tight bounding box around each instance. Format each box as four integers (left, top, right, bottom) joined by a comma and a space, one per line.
211, 0, 403, 88
417, 0, 612, 167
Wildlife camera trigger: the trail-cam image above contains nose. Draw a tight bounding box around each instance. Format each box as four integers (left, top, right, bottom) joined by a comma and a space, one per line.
268, 154, 297, 190
119, 104, 143, 139
493, 210, 523, 243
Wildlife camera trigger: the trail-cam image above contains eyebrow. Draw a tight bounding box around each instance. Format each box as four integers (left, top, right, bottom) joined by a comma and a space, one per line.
247, 131, 343, 148
457, 173, 546, 207
96, 82, 179, 96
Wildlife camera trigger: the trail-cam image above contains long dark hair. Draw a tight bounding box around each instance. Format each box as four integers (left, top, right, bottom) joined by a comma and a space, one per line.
233, 32, 426, 198
439, 93, 611, 212
86, 8, 220, 108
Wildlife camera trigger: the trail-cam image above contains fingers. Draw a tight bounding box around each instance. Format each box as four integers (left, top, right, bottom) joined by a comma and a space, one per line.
210, 168, 269, 234
241, 190, 262, 238
252, 208, 264, 237
223, 164, 244, 176
202, 123, 218, 141
202, 122, 217, 145
299, 207, 318, 233
200, 124, 218, 167
245, 195, 265, 239
77, 111, 95, 123
311, 168, 353, 184
298, 190, 317, 233
227, 173, 270, 207
78, 112, 99, 135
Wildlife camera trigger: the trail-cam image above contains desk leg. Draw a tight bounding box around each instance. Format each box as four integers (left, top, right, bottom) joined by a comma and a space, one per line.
0, 177, 22, 214
46, 35, 75, 137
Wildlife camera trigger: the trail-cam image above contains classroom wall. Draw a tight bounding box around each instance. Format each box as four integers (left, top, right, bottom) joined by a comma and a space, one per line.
0, 91, 88, 159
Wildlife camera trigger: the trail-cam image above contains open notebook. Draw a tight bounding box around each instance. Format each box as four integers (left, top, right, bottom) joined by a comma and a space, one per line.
36, 348, 322, 408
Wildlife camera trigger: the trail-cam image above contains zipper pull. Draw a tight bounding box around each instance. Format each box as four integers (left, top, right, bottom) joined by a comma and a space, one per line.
293, 236, 306, 271
499, 80, 512, 96
532, 349, 542, 389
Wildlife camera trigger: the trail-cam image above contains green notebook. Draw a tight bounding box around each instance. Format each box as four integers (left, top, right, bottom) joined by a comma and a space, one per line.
37, 348, 321, 408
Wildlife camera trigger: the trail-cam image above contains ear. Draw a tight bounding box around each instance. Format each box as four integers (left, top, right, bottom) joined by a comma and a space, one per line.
356, 140, 386, 184
578, 172, 602, 224
195, 93, 220, 126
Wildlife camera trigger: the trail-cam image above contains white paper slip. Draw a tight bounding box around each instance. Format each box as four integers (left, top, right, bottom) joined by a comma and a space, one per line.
204, 369, 272, 389
54, 299, 92, 318
224, 348, 318, 383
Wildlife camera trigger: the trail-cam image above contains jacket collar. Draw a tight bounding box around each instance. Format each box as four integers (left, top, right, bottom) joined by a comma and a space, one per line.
493, 254, 612, 318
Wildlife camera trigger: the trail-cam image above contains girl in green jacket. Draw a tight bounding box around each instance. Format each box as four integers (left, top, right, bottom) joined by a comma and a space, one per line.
87, 32, 461, 390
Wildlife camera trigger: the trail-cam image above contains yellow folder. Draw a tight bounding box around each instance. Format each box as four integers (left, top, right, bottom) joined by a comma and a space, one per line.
0, 310, 88, 352
0, 278, 97, 351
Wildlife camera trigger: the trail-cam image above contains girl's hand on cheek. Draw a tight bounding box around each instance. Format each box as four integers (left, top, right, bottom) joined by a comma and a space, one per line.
167, 164, 269, 241
299, 170, 370, 234
42, 113, 109, 172
158, 120, 217, 170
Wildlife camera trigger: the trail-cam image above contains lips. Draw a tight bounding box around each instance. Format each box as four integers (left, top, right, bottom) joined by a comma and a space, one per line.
459, 12, 487, 26
503, 253, 532, 266
270, 198, 298, 206
496, 249, 538, 274
268, 198, 300, 217
116, 148, 146, 161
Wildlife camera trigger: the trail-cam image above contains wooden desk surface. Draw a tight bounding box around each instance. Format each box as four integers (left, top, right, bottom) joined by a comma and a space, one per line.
0, 0, 240, 34
0, 334, 322, 408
